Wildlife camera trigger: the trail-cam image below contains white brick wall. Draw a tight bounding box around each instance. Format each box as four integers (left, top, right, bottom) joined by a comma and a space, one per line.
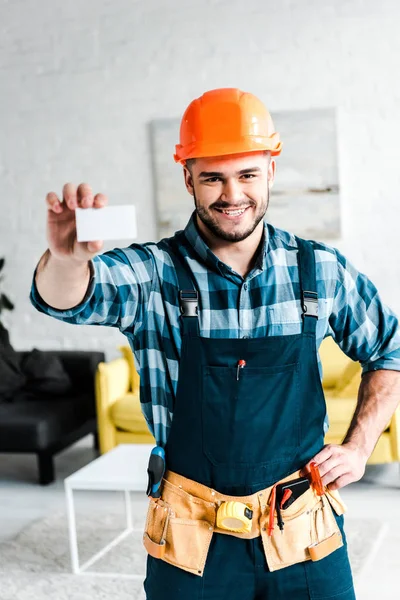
1, 0, 400, 360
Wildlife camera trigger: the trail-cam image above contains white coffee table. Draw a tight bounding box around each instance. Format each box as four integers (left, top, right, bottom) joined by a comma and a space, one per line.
64, 443, 153, 577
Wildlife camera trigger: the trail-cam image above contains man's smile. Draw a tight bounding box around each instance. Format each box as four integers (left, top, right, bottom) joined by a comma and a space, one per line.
213, 206, 252, 220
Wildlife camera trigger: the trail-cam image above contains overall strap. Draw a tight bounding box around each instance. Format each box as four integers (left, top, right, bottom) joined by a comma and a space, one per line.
295, 237, 318, 335
167, 233, 200, 337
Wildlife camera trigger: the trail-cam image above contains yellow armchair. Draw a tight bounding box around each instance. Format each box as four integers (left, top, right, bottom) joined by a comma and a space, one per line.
95, 346, 154, 454
95, 341, 400, 463
321, 336, 400, 464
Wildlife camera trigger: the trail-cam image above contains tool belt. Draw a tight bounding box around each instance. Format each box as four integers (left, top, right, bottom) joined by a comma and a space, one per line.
143, 469, 347, 577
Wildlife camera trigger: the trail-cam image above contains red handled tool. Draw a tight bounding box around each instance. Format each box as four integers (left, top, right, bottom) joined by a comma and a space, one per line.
268, 484, 287, 535
236, 359, 246, 380
268, 485, 277, 536
280, 489, 293, 509
309, 461, 324, 496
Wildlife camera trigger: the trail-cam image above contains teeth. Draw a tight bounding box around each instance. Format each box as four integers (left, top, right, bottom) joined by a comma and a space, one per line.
222, 208, 247, 216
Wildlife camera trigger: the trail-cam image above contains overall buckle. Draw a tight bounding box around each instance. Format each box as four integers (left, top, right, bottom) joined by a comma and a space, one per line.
179, 290, 198, 317
302, 291, 318, 318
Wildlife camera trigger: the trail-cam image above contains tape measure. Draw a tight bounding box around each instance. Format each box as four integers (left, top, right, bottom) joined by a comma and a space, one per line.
216, 501, 253, 534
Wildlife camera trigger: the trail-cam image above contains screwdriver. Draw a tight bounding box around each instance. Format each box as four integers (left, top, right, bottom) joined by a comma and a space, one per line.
309, 462, 324, 496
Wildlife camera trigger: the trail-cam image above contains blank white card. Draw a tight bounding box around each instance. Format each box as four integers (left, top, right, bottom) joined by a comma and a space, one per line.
75, 205, 137, 242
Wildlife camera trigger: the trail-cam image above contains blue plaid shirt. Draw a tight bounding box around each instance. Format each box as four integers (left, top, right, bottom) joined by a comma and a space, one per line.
30, 213, 400, 446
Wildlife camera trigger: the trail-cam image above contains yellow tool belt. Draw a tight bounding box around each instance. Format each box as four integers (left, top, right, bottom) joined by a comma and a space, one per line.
143, 469, 347, 576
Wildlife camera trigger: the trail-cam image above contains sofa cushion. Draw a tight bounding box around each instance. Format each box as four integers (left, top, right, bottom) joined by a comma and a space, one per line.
326, 397, 358, 425
0, 336, 26, 402
0, 392, 92, 451
20, 349, 73, 396
110, 393, 149, 434
119, 346, 140, 393
334, 368, 361, 398
320, 337, 352, 389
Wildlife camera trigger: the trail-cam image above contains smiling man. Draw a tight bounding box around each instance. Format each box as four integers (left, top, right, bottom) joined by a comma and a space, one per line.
189, 155, 272, 239
184, 151, 275, 276
31, 88, 400, 600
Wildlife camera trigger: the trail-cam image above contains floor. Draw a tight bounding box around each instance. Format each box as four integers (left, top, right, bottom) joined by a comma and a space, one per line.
0, 437, 399, 600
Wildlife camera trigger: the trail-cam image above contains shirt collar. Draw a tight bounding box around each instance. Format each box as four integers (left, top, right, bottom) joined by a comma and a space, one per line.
183, 211, 270, 279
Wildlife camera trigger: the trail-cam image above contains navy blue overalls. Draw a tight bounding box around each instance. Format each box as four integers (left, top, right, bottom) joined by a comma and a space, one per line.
144, 233, 356, 600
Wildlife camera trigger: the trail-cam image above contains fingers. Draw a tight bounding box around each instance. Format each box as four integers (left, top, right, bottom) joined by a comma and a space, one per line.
308, 443, 367, 491
46, 192, 63, 214
46, 183, 107, 262
320, 463, 350, 488
302, 445, 333, 476
76, 183, 93, 208
309, 445, 345, 484
328, 474, 354, 491
76, 185, 108, 209
93, 193, 108, 208
47, 184, 108, 212
61, 182, 93, 209
62, 182, 78, 209
87, 241, 104, 253
311, 445, 333, 467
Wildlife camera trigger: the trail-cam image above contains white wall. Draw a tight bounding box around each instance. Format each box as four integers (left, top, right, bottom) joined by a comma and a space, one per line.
1, 0, 400, 359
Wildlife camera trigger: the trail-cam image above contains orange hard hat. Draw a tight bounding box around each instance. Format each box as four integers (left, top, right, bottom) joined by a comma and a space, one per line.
174, 88, 282, 164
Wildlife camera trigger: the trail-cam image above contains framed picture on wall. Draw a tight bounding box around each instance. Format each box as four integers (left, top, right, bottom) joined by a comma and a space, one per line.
150, 107, 341, 240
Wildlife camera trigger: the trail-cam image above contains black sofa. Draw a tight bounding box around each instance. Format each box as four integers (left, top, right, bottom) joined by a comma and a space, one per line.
0, 350, 105, 485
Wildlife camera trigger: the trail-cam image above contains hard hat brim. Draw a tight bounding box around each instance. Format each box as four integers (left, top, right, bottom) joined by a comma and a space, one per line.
174, 136, 282, 164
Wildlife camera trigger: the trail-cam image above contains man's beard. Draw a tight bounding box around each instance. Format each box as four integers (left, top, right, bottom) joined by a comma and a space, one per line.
194, 189, 269, 242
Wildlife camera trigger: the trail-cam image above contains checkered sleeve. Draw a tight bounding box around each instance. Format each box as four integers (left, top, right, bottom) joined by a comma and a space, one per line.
29, 245, 155, 335
328, 248, 400, 374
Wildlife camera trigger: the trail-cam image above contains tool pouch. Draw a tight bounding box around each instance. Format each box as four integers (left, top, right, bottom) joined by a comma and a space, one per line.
143, 483, 215, 576
143, 498, 170, 559
261, 487, 346, 572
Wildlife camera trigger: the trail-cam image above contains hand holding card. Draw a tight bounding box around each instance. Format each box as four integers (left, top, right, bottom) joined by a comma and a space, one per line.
46, 182, 110, 263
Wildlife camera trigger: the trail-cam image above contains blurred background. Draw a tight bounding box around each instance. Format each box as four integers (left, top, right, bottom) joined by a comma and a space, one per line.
1, 0, 399, 359
1, 2, 400, 599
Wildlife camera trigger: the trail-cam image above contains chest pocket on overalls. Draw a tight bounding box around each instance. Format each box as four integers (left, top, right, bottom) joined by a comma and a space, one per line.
202, 361, 301, 467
